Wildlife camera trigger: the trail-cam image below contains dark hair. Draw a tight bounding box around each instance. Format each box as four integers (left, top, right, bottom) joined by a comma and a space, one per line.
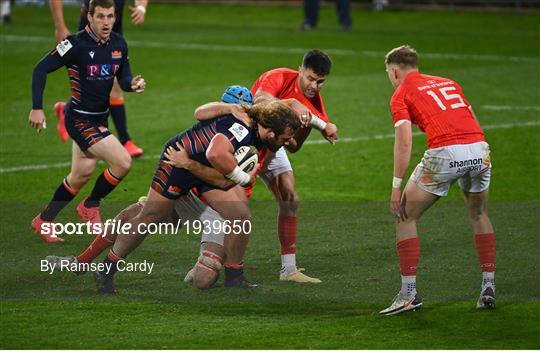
244, 100, 300, 136
302, 50, 332, 76
89, 0, 115, 15
385, 45, 418, 68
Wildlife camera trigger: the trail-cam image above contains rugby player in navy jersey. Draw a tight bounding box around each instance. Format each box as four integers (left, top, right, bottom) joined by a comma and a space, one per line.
93, 100, 299, 293
50, 0, 148, 157
29, 0, 146, 243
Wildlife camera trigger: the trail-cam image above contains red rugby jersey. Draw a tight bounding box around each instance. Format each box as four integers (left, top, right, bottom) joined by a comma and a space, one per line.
244, 68, 329, 199
390, 71, 484, 149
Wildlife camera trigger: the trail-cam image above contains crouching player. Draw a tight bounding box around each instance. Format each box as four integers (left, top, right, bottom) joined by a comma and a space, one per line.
379, 45, 496, 315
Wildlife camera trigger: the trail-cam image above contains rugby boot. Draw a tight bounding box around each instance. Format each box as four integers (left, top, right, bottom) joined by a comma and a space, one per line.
379, 292, 423, 316
280, 268, 321, 283
123, 140, 144, 158
76, 198, 103, 230
94, 270, 117, 293
225, 274, 259, 288
45, 255, 86, 275
54, 102, 69, 142
31, 214, 64, 243
476, 286, 496, 309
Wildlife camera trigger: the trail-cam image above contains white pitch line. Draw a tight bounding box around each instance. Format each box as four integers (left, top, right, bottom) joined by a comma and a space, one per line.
1, 120, 538, 174
1, 34, 539, 63
481, 105, 540, 112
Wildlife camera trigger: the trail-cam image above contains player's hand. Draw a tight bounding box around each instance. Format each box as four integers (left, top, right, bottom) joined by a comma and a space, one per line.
322, 122, 338, 144
131, 75, 146, 93
129, 5, 146, 25
242, 168, 258, 188
28, 109, 47, 133
290, 99, 312, 128
230, 104, 251, 125
390, 187, 407, 222
164, 142, 193, 169
54, 25, 71, 43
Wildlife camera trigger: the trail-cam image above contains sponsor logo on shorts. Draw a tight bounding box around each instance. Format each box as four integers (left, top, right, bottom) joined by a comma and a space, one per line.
449, 158, 484, 173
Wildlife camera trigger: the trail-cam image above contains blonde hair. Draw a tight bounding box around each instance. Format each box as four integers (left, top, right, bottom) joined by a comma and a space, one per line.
385, 45, 418, 68
244, 100, 300, 136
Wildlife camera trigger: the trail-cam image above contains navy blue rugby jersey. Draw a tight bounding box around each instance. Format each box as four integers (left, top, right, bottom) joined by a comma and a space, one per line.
32, 25, 133, 114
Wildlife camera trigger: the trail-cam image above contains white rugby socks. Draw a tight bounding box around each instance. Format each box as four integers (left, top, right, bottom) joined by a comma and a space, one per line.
400, 275, 417, 297
280, 254, 296, 275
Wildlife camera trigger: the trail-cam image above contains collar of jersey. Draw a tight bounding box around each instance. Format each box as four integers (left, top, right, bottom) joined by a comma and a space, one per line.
85, 25, 109, 44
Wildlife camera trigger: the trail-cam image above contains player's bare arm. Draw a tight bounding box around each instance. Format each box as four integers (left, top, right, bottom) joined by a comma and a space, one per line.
206, 134, 253, 187
194, 102, 250, 125
49, 0, 70, 43
129, 0, 148, 25
280, 96, 338, 144
390, 120, 413, 222
285, 126, 311, 153
164, 142, 236, 190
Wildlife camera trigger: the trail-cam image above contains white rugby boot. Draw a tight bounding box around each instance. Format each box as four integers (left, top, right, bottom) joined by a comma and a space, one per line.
379, 292, 423, 316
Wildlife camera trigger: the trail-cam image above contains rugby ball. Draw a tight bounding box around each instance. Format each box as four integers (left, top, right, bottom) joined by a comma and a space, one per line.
234, 146, 258, 172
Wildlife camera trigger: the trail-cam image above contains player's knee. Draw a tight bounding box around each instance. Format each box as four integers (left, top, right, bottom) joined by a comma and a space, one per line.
193, 250, 223, 290
68, 171, 92, 189
115, 202, 143, 222
466, 195, 488, 221
112, 155, 132, 177
193, 269, 219, 290
278, 189, 299, 214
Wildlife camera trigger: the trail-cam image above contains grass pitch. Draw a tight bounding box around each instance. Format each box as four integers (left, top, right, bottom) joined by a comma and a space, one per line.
1, 4, 539, 349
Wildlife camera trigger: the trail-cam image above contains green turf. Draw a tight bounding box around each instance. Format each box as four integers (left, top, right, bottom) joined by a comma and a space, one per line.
1, 3, 539, 349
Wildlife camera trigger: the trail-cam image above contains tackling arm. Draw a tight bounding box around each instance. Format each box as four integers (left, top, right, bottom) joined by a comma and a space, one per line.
194, 102, 248, 122
164, 142, 235, 190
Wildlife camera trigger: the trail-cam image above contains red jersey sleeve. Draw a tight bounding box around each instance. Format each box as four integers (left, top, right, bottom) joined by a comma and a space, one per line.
390, 84, 411, 125
253, 70, 285, 97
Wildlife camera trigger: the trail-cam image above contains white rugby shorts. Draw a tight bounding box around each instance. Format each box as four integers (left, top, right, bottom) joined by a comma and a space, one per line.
410, 141, 491, 196
259, 146, 293, 185
173, 191, 225, 246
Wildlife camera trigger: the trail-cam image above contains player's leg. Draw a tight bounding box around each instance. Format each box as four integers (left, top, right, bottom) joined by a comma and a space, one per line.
202, 186, 256, 288
380, 180, 440, 316
173, 193, 226, 289
95, 187, 175, 293
458, 142, 495, 308
110, 79, 143, 158
1, 0, 11, 24
261, 148, 320, 283
301, 0, 319, 30
336, 0, 351, 30
32, 141, 97, 243
193, 242, 225, 290
75, 134, 132, 226
463, 189, 496, 308
45, 198, 146, 274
